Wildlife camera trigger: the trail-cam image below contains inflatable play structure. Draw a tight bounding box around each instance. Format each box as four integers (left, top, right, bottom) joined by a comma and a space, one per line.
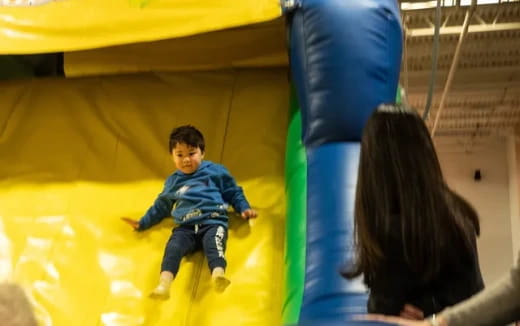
0, 1, 402, 325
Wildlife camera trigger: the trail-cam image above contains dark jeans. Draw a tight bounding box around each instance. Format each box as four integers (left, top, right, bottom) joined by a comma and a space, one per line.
161, 223, 228, 275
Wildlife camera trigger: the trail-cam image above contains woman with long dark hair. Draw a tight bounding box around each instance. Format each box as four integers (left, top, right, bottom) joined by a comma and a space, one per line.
343, 104, 484, 316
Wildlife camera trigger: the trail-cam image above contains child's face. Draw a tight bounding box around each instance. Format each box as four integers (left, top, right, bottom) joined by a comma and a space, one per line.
171, 143, 204, 174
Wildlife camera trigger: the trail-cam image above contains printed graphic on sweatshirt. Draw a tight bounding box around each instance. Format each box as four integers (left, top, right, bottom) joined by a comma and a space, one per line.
176, 185, 190, 196
181, 209, 202, 222
172, 178, 219, 222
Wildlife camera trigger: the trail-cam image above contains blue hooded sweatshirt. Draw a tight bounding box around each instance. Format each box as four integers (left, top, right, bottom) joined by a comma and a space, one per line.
137, 161, 250, 230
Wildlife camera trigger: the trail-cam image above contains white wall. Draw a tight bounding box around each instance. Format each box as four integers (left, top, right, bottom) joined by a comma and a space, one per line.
513, 138, 520, 258
436, 136, 518, 284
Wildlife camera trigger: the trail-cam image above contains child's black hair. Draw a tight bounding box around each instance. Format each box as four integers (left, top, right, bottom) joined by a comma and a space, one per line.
168, 125, 205, 153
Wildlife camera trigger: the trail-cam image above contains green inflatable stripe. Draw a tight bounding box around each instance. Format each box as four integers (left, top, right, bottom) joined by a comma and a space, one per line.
282, 90, 307, 325
396, 84, 408, 106
396, 84, 402, 105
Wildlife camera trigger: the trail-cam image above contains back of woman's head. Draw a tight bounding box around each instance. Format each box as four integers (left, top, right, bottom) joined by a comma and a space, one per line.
344, 104, 480, 283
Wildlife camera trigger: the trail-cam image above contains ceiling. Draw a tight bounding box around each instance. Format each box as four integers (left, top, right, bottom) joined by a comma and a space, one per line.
400, 0, 520, 151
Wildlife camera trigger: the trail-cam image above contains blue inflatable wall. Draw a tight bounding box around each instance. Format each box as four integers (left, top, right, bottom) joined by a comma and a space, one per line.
287, 0, 402, 323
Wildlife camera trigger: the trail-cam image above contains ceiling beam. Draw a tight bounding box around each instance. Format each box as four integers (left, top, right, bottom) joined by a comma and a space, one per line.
408, 21, 520, 36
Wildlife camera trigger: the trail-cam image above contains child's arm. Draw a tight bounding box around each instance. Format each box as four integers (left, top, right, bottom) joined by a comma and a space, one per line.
124, 176, 175, 231
220, 166, 256, 218
137, 194, 173, 231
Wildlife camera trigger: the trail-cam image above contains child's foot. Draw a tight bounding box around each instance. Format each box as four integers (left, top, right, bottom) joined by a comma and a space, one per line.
150, 272, 173, 300
150, 282, 170, 299
212, 267, 231, 292
213, 275, 231, 292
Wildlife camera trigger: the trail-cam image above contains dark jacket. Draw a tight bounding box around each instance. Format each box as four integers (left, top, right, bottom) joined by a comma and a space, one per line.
366, 219, 484, 316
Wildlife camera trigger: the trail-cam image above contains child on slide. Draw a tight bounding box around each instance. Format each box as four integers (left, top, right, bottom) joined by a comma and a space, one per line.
122, 125, 257, 299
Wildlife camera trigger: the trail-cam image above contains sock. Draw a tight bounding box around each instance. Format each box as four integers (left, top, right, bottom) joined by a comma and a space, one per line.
150, 272, 174, 299
211, 267, 230, 292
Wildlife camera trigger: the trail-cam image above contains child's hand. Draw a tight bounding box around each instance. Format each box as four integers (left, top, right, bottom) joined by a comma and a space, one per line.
121, 217, 140, 230
241, 209, 257, 219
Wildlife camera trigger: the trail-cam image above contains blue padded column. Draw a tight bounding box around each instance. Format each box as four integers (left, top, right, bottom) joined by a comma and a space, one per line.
301, 143, 367, 322
289, 0, 402, 146
287, 0, 403, 323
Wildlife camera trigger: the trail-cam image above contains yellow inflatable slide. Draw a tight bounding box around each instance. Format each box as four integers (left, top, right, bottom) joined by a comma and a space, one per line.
0, 1, 290, 325
0, 69, 289, 326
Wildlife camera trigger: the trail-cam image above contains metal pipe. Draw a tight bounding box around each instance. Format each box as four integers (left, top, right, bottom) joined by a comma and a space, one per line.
431, 1, 476, 137
442, 12, 452, 28
403, 19, 409, 95
423, 0, 442, 120
408, 22, 520, 37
